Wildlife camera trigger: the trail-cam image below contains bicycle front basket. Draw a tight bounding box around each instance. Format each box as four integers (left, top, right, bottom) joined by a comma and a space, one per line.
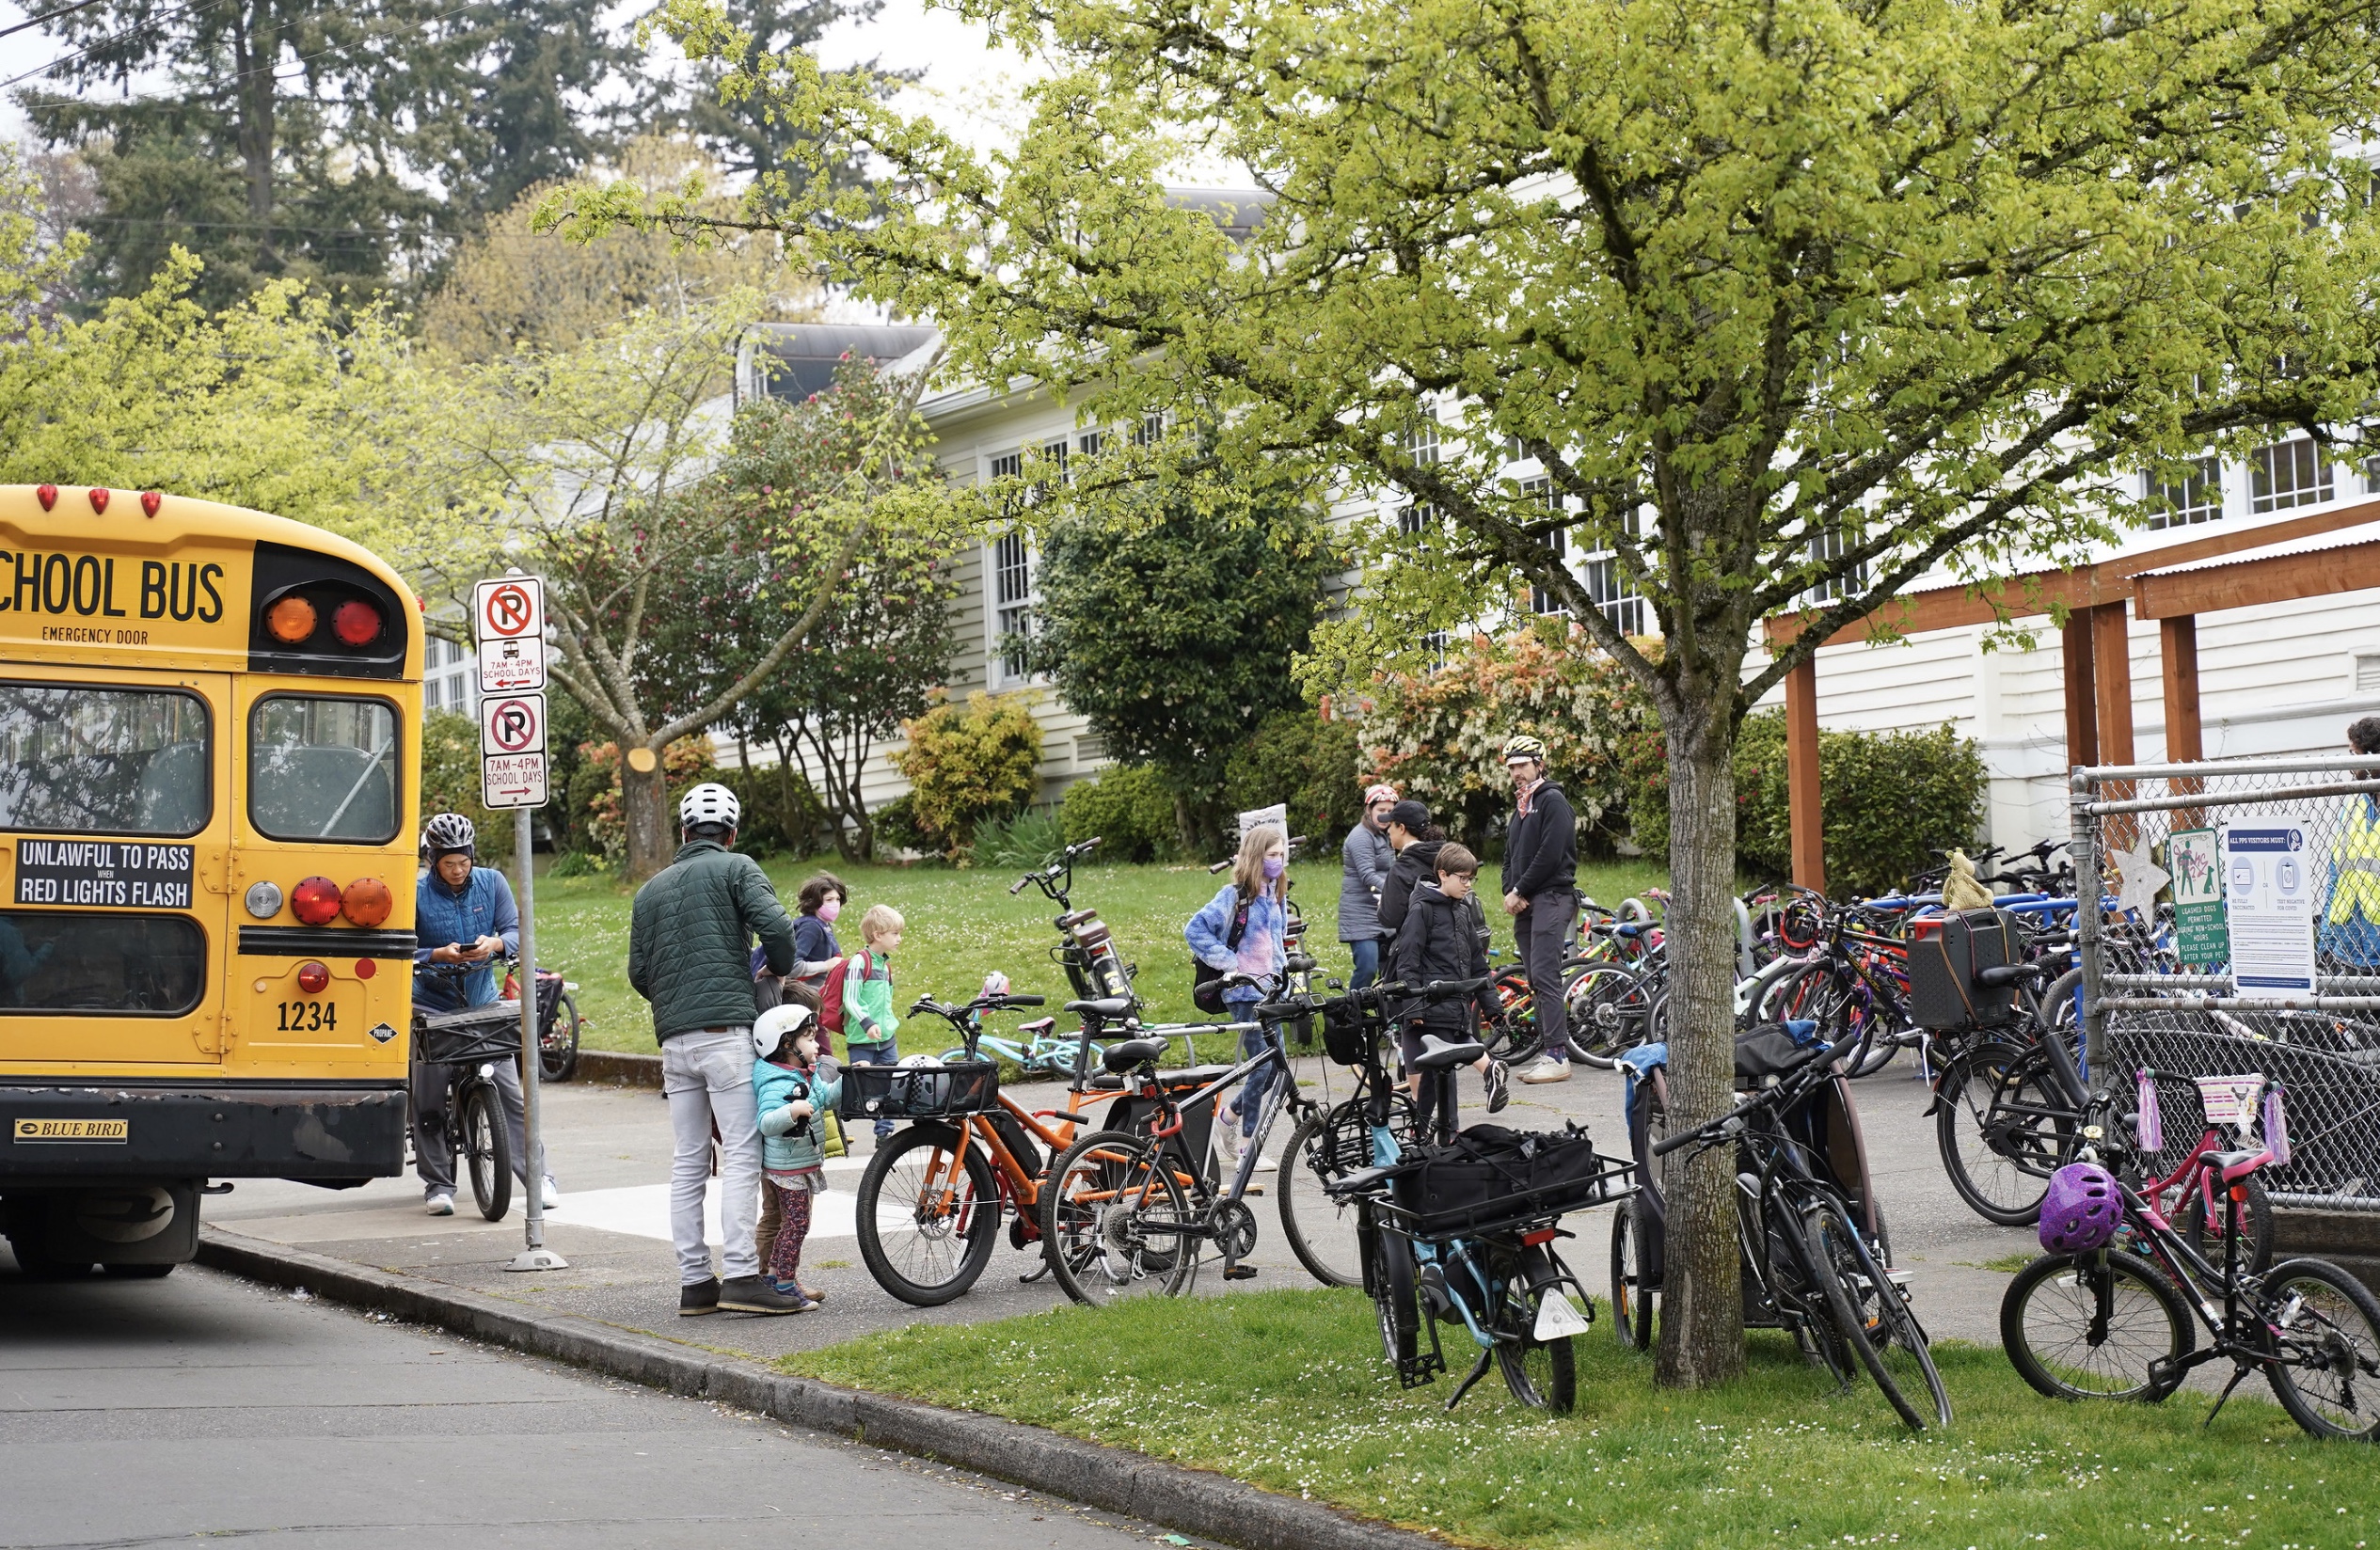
1392, 1123, 1611, 1236
1322, 996, 1380, 1066
837, 1059, 999, 1121
414, 1003, 524, 1066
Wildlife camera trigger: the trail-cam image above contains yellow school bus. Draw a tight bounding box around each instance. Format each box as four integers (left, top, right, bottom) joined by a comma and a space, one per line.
0, 484, 419, 1275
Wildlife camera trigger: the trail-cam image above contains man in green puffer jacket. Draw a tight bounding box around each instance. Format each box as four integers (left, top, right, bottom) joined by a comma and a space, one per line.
628, 782, 800, 1317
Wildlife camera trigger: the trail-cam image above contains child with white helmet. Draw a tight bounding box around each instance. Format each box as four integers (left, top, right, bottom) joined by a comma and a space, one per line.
752, 1001, 840, 1310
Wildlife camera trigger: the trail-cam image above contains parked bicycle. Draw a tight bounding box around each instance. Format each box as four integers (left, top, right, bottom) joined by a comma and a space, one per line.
1010, 837, 1140, 1009
1999, 1071, 2380, 1440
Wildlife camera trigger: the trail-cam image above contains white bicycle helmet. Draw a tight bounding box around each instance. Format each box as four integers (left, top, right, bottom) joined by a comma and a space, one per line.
753, 1003, 815, 1058
678, 782, 741, 830
420, 812, 476, 859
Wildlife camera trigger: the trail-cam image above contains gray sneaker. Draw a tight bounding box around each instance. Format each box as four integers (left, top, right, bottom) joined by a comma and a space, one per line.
1518, 1057, 1573, 1084
423, 1192, 455, 1216
1484, 1060, 1512, 1113
718, 1274, 807, 1315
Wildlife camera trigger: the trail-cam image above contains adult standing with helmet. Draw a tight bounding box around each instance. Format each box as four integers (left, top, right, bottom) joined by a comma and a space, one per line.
1499, 735, 1582, 1084
1339, 783, 1399, 989
411, 814, 557, 1216
627, 783, 802, 1316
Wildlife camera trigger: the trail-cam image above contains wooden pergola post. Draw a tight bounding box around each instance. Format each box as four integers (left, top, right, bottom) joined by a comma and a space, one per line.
2061, 610, 2100, 767
1785, 654, 1824, 893
2159, 615, 2202, 762
2090, 601, 2137, 766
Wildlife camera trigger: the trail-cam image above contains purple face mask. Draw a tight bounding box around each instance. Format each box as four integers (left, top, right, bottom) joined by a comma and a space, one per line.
1261, 855, 1286, 881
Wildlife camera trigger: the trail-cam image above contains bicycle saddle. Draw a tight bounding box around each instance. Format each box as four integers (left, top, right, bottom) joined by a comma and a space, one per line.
1067, 996, 1134, 1022
1101, 1037, 1168, 1073
1015, 1017, 1056, 1035
1410, 1035, 1485, 1070
2208, 1149, 2265, 1179
1325, 1163, 1399, 1197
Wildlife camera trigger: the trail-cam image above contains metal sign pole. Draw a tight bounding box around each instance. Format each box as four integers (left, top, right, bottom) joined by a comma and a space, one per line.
507, 802, 565, 1272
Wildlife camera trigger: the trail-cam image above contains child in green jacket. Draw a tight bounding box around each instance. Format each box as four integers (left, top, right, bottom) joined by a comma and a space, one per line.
754, 1002, 841, 1309
841, 904, 904, 1139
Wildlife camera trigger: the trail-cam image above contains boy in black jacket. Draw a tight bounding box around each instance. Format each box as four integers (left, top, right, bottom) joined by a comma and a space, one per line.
1388, 844, 1511, 1131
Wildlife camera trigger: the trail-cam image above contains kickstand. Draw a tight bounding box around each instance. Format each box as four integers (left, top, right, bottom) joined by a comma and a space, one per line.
1019, 1259, 1052, 1284
2203, 1363, 2254, 1427
1444, 1350, 1496, 1412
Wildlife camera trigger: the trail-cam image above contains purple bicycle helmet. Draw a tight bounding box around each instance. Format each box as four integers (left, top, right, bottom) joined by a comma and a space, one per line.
2039, 1162, 2122, 1254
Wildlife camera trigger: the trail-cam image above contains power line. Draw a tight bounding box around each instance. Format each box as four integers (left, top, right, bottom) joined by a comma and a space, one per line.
0, 0, 230, 92
0, 0, 118, 45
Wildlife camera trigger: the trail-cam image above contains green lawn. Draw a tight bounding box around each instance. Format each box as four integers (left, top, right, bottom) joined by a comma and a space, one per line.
784, 1289, 2378, 1550
534, 855, 1671, 1057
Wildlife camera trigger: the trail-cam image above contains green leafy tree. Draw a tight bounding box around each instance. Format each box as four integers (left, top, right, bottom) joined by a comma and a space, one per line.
557, 0, 2380, 1386
652, 0, 909, 191
1024, 481, 1341, 852
889, 691, 1043, 858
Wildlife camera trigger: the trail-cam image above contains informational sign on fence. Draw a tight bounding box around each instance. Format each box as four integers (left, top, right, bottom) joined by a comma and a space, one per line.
2221, 816, 2317, 998
2169, 827, 2228, 967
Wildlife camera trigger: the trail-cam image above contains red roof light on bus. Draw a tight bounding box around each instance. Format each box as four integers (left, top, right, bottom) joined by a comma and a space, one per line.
265, 595, 319, 643
331, 599, 384, 646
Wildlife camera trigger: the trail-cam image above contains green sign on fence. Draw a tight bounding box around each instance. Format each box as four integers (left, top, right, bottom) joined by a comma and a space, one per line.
2170, 827, 2228, 967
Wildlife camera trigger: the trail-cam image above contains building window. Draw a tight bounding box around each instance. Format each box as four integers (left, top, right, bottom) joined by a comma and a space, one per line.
992, 531, 1035, 684
2363, 455, 2380, 497
2146, 456, 2224, 530
1586, 559, 1645, 637
1399, 501, 1437, 536
1801, 522, 1866, 606
1521, 478, 1568, 616
2251, 438, 2334, 514
1077, 430, 1105, 458
1422, 629, 1450, 671
422, 637, 474, 716
1128, 413, 1164, 448
1073, 734, 1107, 766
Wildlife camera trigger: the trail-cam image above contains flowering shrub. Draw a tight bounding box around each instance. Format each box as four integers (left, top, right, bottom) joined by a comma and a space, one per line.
888, 691, 1044, 859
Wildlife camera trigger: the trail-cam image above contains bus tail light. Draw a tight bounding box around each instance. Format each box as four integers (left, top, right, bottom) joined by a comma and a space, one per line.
266, 595, 319, 643
295, 961, 330, 995
341, 877, 392, 926
290, 876, 342, 925
331, 598, 384, 646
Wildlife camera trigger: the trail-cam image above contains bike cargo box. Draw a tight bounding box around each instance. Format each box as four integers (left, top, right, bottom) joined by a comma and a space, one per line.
414, 1003, 524, 1066
838, 1058, 999, 1121
1905, 907, 2023, 1031
1391, 1123, 1611, 1236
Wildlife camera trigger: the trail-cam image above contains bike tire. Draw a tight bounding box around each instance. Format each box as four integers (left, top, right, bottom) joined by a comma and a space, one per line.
1495, 1246, 1578, 1414
1483, 967, 1545, 1068
855, 1121, 1002, 1306
2259, 1257, 2380, 1440
1563, 962, 1655, 1068
539, 992, 581, 1083
1277, 1110, 1362, 1288
1041, 1129, 1195, 1305
1609, 1194, 1657, 1350
1374, 1216, 1420, 1371
461, 1080, 512, 1223
2178, 1172, 2276, 1274
1999, 1250, 2195, 1402
1804, 1194, 1942, 1430
1936, 1041, 2070, 1226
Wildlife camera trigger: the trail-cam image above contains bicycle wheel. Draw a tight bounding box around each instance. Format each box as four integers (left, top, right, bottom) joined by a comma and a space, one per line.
1041, 1129, 1196, 1304
1564, 962, 1655, 1068
539, 992, 581, 1083
2000, 1250, 2195, 1402
1278, 1101, 1388, 1289
1373, 1216, 1420, 1371
1609, 1194, 1658, 1350
1804, 1194, 1947, 1430
855, 1122, 1002, 1306
1483, 968, 1544, 1067
1494, 1247, 1578, 1414
2178, 1173, 2276, 1274
2260, 1257, 2380, 1440
460, 1080, 512, 1223
1936, 1041, 2070, 1226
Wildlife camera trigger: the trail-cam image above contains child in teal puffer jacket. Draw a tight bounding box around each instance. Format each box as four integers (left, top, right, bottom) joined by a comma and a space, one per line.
753, 1003, 841, 1310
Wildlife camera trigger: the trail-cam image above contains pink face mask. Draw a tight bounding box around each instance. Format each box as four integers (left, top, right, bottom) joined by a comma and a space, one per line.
817, 897, 843, 924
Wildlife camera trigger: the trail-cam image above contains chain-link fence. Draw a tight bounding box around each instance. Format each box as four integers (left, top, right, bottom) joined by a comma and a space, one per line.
2074, 755, 2380, 1210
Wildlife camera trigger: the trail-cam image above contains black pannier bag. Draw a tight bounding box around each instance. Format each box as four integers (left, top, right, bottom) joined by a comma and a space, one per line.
1322, 993, 1381, 1066
1905, 907, 2024, 1031
1734, 1022, 1818, 1087
1391, 1121, 1606, 1234
838, 1059, 999, 1121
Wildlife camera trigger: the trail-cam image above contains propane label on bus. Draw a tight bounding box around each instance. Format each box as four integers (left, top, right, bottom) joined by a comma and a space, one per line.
12, 840, 196, 908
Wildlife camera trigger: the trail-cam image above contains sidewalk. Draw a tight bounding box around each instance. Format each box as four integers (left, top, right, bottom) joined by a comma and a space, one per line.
206, 1051, 2042, 1363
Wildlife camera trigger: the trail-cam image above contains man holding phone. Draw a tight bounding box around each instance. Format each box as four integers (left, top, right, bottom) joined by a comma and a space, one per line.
411, 812, 555, 1215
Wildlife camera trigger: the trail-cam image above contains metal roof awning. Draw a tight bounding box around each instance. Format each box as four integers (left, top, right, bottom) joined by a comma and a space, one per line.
2130, 525, 2380, 619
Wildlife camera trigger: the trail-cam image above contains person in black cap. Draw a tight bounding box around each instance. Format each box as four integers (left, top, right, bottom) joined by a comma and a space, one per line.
1374, 799, 1447, 948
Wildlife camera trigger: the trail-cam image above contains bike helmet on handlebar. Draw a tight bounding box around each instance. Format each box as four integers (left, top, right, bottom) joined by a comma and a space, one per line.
2039, 1162, 2122, 1254
420, 812, 476, 860
678, 782, 740, 832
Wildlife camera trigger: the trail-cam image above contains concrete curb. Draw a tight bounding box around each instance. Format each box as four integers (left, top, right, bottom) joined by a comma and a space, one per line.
193, 1227, 1436, 1550
567, 1049, 663, 1086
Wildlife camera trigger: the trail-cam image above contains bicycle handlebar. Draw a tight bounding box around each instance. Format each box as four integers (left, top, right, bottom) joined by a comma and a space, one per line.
1650, 1044, 1835, 1158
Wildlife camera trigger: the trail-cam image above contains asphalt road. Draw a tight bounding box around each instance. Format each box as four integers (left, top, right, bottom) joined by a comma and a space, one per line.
0, 1258, 1196, 1550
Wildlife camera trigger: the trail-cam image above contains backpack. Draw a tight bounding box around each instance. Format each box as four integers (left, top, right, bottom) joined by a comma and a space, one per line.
1191, 892, 1253, 1016
817, 953, 887, 1037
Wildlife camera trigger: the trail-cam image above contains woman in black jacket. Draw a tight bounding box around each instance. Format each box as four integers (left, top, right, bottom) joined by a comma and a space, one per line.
1374, 799, 1446, 946
1387, 843, 1511, 1128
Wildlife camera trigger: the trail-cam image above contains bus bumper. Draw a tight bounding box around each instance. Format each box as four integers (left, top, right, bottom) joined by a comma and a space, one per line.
0, 1081, 407, 1181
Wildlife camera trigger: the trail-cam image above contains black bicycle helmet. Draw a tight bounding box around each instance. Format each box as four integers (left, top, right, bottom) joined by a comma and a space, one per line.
421, 812, 476, 860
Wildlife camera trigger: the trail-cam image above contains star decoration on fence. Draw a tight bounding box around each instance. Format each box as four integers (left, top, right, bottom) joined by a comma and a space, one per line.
2112, 835, 2171, 921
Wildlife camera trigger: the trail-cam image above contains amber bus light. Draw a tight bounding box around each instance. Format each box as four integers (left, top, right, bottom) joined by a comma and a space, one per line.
266, 595, 319, 643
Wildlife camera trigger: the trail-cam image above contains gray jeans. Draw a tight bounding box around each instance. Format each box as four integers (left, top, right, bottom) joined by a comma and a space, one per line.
1516, 889, 1579, 1062
413, 1053, 547, 1196
662, 1028, 761, 1286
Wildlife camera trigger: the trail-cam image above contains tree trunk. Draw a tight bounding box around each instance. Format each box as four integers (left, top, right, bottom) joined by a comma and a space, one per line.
624, 751, 672, 882
231, 0, 278, 272
1652, 697, 1749, 1388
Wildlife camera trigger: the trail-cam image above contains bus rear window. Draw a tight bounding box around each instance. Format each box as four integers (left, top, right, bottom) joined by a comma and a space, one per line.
0, 683, 212, 837
247, 696, 400, 844
0, 910, 206, 1016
